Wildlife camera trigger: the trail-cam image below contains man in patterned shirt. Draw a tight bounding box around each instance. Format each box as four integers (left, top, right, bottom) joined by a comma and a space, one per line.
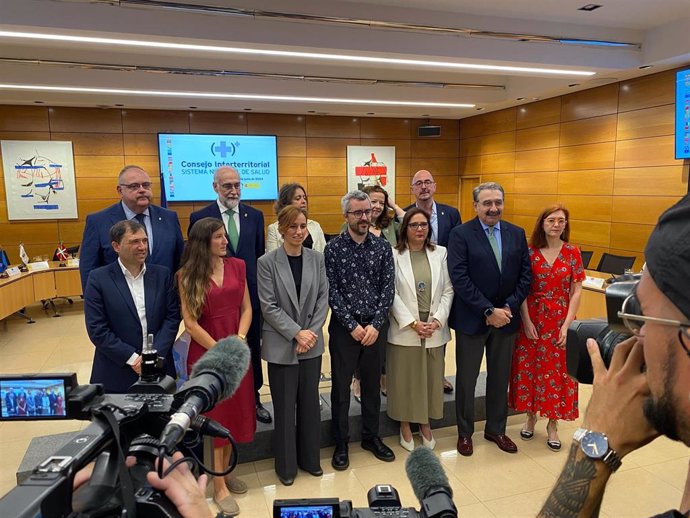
325, 190, 396, 470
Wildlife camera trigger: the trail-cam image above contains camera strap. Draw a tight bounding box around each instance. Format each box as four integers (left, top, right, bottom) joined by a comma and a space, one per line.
96, 407, 137, 518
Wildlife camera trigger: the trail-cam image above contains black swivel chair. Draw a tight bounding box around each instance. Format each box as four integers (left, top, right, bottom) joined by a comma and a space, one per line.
596, 252, 636, 275
42, 245, 81, 316
580, 250, 593, 269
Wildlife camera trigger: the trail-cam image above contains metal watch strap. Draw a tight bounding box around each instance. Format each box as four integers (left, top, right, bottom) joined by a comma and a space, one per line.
573, 427, 587, 442
573, 428, 622, 472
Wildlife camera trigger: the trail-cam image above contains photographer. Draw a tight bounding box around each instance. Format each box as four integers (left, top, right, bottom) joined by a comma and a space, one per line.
539, 194, 690, 518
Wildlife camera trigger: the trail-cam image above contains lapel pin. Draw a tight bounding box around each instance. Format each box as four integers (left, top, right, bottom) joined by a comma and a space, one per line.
441, 211, 445, 216
244, 212, 248, 217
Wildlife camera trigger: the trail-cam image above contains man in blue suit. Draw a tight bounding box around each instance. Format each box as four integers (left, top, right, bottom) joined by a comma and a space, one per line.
188, 166, 271, 424
84, 220, 180, 394
448, 182, 531, 457
79, 165, 185, 290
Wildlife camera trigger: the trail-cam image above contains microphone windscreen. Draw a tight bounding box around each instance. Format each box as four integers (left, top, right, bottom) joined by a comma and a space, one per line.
190, 335, 250, 400
405, 446, 453, 503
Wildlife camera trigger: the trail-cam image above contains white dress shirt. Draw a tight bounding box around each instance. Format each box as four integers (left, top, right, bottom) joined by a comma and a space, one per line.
118, 258, 147, 365
121, 202, 154, 252
216, 199, 240, 239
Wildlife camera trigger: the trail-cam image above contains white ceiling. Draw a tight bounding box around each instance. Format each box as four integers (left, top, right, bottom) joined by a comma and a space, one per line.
0, 0, 689, 118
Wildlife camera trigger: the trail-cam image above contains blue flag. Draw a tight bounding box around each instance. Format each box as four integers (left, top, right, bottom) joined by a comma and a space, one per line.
0, 247, 9, 273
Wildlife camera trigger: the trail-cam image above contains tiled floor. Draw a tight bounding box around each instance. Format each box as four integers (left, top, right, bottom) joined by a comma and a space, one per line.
1, 303, 687, 517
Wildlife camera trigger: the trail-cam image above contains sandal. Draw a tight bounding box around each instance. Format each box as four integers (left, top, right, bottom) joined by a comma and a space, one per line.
546, 420, 561, 451
520, 413, 537, 440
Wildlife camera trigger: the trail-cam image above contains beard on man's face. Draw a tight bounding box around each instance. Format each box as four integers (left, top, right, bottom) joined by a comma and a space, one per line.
643, 354, 681, 442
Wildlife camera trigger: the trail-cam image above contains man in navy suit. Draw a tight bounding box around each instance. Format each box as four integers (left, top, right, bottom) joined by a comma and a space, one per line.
448, 182, 531, 457
404, 169, 461, 248
84, 220, 180, 394
405, 169, 462, 393
79, 165, 185, 290
188, 166, 271, 424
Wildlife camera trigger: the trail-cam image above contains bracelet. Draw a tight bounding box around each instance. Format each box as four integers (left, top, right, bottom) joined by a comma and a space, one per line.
238, 333, 246, 341
410, 320, 418, 330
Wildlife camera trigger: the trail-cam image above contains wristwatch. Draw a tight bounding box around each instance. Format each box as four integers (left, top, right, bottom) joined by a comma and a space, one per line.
484, 307, 494, 317
573, 428, 622, 472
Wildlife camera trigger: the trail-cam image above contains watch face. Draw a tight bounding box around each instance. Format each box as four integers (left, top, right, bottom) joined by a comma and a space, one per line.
580, 432, 608, 459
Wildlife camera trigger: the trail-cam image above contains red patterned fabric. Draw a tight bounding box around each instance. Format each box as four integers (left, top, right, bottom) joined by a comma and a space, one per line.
509, 243, 585, 420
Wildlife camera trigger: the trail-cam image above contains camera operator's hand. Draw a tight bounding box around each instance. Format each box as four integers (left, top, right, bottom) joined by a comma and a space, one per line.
147, 452, 213, 518
582, 336, 660, 457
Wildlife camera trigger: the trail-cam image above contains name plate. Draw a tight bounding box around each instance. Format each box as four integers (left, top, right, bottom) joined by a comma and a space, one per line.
27, 261, 50, 271
67, 258, 80, 267
583, 276, 606, 290
6, 266, 21, 277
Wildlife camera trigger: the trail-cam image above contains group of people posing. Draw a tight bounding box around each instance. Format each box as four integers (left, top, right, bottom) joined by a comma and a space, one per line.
79, 164, 585, 516
2, 386, 65, 417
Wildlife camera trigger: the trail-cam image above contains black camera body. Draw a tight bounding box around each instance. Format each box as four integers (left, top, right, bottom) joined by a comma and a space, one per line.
566, 276, 639, 384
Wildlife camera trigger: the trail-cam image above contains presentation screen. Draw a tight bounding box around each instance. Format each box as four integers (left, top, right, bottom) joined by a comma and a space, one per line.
158, 134, 278, 204
675, 68, 690, 159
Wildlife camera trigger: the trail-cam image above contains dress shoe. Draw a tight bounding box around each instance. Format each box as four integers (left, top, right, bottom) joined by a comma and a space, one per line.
256, 403, 272, 424
362, 436, 395, 462
299, 465, 323, 477
277, 473, 295, 486
421, 433, 436, 450
399, 430, 415, 452
456, 436, 473, 456
224, 474, 248, 494
331, 443, 349, 471
214, 495, 240, 517
484, 431, 518, 453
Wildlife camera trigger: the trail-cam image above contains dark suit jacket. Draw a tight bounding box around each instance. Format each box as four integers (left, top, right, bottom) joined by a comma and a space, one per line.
79, 202, 185, 289
447, 217, 531, 335
188, 202, 265, 308
404, 201, 461, 247
84, 262, 181, 393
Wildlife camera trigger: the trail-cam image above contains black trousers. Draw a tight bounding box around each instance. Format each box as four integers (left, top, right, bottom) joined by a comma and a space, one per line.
329, 319, 387, 444
268, 356, 322, 478
455, 328, 516, 437
247, 307, 263, 404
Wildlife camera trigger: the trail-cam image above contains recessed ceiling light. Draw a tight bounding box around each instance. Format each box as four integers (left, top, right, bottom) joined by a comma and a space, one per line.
639, 65, 653, 69
114, 103, 124, 107
0, 83, 476, 108
366, 112, 375, 115
189, 106, 197, 109
578, 4, 602, 11
243, 108, 252, 111
307, 110, 316, 113
0, 30, 596, 77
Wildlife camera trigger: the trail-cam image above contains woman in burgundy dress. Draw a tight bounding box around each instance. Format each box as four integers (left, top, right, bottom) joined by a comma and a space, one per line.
178, 217, 254, 516
509, 205, 584, 451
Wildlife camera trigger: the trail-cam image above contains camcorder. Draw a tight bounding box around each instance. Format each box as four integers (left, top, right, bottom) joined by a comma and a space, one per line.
566, 274, 640, 384
0, 336, 245, 518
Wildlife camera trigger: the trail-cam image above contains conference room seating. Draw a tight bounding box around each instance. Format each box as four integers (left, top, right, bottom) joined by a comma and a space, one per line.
580, 250, 593, 269
596, 252, 636, 275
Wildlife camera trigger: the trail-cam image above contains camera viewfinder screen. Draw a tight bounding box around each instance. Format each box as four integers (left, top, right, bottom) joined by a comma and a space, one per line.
279, 505, 334, 518
1, 378, 67, 419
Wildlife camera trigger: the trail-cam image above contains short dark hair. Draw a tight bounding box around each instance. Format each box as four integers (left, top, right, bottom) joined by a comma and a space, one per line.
274, 183, 307, 215
396, 207, 435, 252
109, 220, 145, 244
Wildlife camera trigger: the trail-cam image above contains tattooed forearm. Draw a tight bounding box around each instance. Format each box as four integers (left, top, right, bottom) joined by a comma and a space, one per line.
538, 443, 609, 518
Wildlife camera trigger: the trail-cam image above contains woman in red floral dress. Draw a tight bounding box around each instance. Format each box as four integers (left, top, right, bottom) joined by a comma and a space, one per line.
509, 205, 584, 451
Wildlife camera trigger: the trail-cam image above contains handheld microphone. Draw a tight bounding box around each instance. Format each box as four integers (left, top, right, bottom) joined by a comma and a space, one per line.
405, 447, 457, 518
159, 335, 250, 452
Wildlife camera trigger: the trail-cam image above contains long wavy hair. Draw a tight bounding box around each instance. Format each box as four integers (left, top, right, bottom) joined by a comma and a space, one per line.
362, 185, 393, 229
178, 217, 225, 320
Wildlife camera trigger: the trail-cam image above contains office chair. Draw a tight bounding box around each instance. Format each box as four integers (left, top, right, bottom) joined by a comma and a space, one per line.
580, 250, 593, 269
596, 252, 636, 275
42, 245, 80, 316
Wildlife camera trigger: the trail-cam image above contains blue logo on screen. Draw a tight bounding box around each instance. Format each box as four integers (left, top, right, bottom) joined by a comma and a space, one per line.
211, 141, 238, 158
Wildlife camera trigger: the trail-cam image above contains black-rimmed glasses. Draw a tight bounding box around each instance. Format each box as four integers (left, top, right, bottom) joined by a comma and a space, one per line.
119, 182, 152, 191
346, 209, 372, 219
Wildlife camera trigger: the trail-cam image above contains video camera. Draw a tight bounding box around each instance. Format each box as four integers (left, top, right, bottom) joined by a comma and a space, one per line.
566, 274, 640, 384
0, 335, 249, 518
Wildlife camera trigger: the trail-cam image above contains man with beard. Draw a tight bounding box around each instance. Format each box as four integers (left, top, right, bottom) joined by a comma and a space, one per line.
188, 166, 270, 428
448, 182, 532, 456
325, 190, 396, 470
80, 165, 185, 289
538, 194, 690, 518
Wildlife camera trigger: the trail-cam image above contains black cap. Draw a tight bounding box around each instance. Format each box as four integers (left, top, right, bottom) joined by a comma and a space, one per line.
644, 194, 690, 320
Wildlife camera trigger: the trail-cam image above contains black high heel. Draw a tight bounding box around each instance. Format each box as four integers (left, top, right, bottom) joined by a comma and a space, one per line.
546, 420, 561, 451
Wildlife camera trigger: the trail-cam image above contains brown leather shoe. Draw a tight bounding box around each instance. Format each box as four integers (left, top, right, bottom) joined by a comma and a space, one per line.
456, 436, 473, 456
484, 431, 518, 453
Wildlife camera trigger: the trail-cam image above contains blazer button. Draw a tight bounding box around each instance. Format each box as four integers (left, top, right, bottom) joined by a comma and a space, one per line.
308, 314, 312, 318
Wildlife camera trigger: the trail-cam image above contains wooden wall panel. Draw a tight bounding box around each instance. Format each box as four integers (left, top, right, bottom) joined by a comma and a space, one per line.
278, 157, 307, 176
306, 158, 346, 176
459, 155, 482, 175
513, 172, 558, 194
248, 114, 306, 136
557, 195, 612, 222
361, 139, 411, 158
0, 106, 50, 131
618, 70, 676, 113
481, 152, 515, 174
410, 139, 459, 158
616, 104, 675, 140
516, 124, 559, 151
307, 176, 347, 196
515, 148, 559, 172
360, 118, 411, 139
49, 107, 122, 133
460, 108, 516, 138
306, 116, 360, 138
569, 221, 611, 249
558, 142, 615, 170
434, 175, 458, 193
188, 112, 248, 133
122, 110, 189, 133
409, 158, 458, 175
305, 138, 356, 158
561, 84, 619, 122
613, 166, 688, 195
123, 134, 158, 155
612, 196, 681, 225
512, 194, 558, 217
559, 114, 617, 147
48, 133, 123, 155
615, 136, 680, 168
481, 173, 514, 193
516, 98, 561, 129
610, 223, 654, 252
73, 156, 125, 178
277, 137, 307, 157
558, 170, 614, 195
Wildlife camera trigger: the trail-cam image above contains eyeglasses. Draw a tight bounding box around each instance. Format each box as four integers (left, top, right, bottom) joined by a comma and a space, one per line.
618, 292, 690, 358
408, 222, 429, 230
412, 180, 435, 188
545, 218, 567, 225
346, 209, 372, 219
220, 182, 241, 191
119, 182, 152, 191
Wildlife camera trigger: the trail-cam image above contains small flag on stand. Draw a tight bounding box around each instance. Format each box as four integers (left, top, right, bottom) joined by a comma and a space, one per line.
56, 242, 69, 262
0, 245, 9, 273
19, 242, 30, 265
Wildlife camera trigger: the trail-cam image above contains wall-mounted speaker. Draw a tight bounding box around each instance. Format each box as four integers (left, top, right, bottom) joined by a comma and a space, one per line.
418, 125, 441, 137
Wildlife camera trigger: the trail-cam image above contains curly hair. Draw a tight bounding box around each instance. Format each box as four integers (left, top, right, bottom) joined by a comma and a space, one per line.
362, 185, 393, 229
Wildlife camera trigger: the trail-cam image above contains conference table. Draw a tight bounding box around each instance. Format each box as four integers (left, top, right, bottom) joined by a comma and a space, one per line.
578, 269, 612, 320
0, 263, 82, 322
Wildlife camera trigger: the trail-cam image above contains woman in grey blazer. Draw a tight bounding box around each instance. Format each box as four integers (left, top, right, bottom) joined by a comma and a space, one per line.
258, 205, 329, 486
